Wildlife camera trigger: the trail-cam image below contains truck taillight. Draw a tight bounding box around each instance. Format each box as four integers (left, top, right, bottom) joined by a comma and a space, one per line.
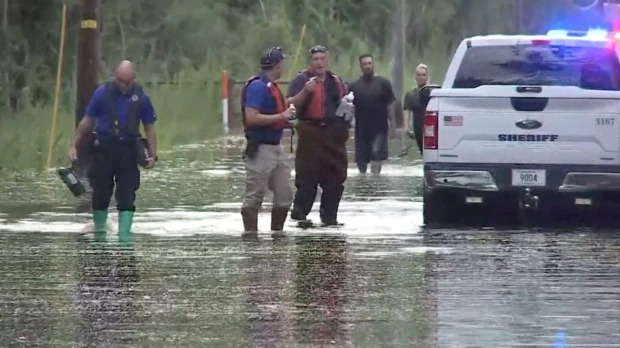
424, 111, 438, 150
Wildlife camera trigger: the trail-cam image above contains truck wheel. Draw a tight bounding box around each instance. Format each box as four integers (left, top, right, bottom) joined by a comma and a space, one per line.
423, 190, 459, 226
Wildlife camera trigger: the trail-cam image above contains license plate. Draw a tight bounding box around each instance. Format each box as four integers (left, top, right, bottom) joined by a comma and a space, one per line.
512, 169, 546, 186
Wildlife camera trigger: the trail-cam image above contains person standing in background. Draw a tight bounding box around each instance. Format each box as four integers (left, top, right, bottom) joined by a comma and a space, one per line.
403, 63, 430, 154
348, 53, 397, 174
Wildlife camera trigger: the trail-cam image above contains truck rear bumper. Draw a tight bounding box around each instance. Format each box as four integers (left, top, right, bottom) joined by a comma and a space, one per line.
424, 162, 620, 193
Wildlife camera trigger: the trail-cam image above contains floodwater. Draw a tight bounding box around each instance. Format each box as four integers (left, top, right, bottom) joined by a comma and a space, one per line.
0, 132, 619, 347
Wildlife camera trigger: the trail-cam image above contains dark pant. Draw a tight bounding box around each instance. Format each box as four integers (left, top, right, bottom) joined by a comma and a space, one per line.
292, 121, 349, 223
88, 140, 141, 212
354, 129, 388, 166
412, 111, 424, 154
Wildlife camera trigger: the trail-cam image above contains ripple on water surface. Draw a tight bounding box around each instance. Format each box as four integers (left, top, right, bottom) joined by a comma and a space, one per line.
0, 138, 619, 347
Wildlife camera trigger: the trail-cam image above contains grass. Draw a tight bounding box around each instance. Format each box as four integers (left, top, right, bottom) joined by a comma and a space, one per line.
0, 50, 449, 174
0, 70, 225, 174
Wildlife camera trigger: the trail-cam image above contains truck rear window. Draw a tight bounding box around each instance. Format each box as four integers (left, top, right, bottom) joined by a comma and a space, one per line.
453, 44, 620, 90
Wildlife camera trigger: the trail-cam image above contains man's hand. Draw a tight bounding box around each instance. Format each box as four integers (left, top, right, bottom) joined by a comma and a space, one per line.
69, 146, 78, 161
144, 157, 156, 169
281, 105, 296, 121
304, 77, 317, 92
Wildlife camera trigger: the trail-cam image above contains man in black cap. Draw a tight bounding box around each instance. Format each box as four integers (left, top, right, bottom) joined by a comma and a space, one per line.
239, 46, 297, 236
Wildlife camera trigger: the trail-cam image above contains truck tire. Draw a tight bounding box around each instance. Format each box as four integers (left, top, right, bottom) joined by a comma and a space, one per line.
423, 190, 460, 226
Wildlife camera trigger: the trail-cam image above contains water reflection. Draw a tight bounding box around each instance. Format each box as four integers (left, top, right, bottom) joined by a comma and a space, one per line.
424, 228, 620, 347
73, 234, 142, 346
242, 237, 295, 347
294, 235, 349, 346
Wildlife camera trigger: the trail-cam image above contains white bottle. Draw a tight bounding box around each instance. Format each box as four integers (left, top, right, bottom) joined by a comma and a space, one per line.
288, 104, 298, 126
336, 92, 355, 124
336, 91, 355, 120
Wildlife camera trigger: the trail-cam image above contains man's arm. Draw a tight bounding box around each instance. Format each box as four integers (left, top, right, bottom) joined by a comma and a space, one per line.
285, 74, 310, 107
71, 87, 102, 150
384, 78, 397, 129
245, 82, 286, 127
140, 95, 158, 159
71, 116, 96, 149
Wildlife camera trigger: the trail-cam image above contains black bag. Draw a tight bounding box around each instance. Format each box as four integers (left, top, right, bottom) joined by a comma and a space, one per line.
57, 163, 87, 197
243, 141, 260, 160
136, 137, 151, 167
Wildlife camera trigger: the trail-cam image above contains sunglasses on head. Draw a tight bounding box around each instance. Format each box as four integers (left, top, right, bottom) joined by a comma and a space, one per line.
309, 45, 327, 54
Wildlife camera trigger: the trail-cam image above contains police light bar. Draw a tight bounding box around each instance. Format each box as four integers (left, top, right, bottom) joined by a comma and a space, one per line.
546, 28, 615, 40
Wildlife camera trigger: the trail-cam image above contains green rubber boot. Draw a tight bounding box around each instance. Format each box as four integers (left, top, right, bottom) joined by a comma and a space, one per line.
93, 210, 108, 232
118, 211, 135, 248
118, 211, 134, 234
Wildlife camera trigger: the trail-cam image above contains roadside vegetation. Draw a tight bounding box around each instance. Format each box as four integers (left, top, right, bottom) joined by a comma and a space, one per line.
0, 0, 578, 172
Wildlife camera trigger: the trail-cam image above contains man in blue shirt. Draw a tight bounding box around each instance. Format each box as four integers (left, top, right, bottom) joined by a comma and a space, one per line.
240, 47, 296, 236
69, 60, 158, 236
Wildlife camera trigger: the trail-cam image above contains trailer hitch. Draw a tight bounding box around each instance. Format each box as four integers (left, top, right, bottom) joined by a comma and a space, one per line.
519, 188, 539, 210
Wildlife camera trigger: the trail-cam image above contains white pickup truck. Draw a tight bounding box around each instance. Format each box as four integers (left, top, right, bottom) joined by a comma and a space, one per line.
423, 29, 620, 224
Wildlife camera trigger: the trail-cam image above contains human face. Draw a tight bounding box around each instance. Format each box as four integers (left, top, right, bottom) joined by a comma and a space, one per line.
415, 67, 428, 86
309, 45, 328, 76
115, 77, 135, 93
273, 61, 284, 80
360, 56, 373, 76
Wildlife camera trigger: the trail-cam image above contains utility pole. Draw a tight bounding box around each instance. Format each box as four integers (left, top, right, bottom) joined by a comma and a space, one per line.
390, 0, 405, 129
75, 0, 101, 129
74, 0, 101, 200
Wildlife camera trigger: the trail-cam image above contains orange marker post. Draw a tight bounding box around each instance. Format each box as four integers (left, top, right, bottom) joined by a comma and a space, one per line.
221, 70, 229, 133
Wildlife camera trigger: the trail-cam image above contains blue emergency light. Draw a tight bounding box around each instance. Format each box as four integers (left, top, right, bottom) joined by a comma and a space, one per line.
546, 28, 610, 40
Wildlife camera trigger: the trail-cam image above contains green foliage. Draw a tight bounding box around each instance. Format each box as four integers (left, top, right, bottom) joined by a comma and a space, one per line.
0, 74, 222, 172
0, 0, 586, 172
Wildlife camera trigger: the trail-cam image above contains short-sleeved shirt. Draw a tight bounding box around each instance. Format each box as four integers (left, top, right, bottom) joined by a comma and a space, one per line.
404, 86, 423, 114
244, 72, 284, 144
348, 75, 396, 134
287, 70, 346, 121
86, 82, 156, 141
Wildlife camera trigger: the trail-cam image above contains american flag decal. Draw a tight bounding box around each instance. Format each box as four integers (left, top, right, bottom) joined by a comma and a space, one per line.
444, 115, 463, 126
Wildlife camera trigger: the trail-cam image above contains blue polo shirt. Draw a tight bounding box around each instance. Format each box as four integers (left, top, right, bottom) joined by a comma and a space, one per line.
85, 83, 157, 141
244, 72, 283, 144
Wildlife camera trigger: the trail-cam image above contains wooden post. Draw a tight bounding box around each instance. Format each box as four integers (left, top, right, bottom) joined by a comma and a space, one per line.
45, 4, 68, 170
75, 0, 101, 128
390, 0, 405, 129
74, 0, 101, 183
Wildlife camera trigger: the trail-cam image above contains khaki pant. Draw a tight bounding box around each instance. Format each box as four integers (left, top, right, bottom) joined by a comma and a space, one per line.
242, 144, 293, 210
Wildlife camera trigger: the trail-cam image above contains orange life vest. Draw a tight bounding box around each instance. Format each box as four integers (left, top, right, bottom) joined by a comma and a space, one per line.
240, 75, 289, 130
299, 70, 346, 121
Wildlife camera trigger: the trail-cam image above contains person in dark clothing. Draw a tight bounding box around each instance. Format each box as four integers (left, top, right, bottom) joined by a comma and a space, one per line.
286, 45, 348, 226
403, 63, 430, 153
348, 53, 396, 174
69, 60, 158, 235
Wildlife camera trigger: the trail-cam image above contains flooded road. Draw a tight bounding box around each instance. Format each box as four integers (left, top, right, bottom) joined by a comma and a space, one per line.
1, 134, 619, 347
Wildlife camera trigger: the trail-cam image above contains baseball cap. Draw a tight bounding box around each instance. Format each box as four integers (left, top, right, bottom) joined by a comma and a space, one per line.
260, 46, 286, 68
